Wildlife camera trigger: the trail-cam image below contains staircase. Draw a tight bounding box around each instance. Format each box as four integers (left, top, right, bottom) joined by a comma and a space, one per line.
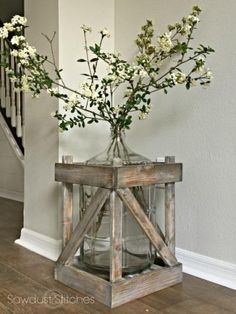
0, 36, 24, 166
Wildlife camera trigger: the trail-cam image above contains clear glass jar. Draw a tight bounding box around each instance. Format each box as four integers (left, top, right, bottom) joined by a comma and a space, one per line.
79, 128, 157, 275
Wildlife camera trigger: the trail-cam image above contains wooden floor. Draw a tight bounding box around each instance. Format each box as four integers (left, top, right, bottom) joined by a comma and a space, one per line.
0, 197, 235, 314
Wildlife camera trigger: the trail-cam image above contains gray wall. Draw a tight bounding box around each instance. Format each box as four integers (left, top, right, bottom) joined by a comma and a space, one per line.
115, 0, 236, 264
0, 0, 24, 22
22, 0, 236, 267
0, 125, 24, 201
24, 0, 60, 239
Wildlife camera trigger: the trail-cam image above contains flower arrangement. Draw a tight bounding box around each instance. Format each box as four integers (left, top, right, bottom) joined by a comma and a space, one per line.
0, 6, 214, 135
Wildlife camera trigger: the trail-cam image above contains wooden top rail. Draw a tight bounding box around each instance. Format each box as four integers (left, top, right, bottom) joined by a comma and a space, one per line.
55, 162, 183, 188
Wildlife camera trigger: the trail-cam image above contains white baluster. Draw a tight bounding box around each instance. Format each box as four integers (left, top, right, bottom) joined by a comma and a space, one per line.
16, 91, 22, 138
16, 65, 22, 138
0, 38, 6, 108
10, 55, 16, 127
21, 93, 25, 147
5, 42, 11, 117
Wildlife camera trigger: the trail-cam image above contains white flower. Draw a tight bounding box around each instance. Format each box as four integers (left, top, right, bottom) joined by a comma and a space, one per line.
157, 32, 173, 53
139, 69, 148, 78
81, 25, 92, 32
170, 71, 186, 84
80, 82, 98, 100
11, 35, 25, 46
187, 15, 200, 24
0, 27, 8, 39
206, 69, 213, 80
195, 57, 205, 72
68, 93, 80, 106
19, 59, 29, 66
138, 112, 147, 120
4, 23, 14, 32
124, 89, 132, 97
176, 72, 186, 84
5, 67, 14, 75
112, 105, 122, 114
25, 45, 37, 58
18, 50, 28, 59
10, 76, 17, 83
11, 15, 27, 26
103, 73, 117, 83
50, 111, 56, 118
21, 75, 30, 92
181, 23, 192, 34
47, 87, 59, 95
100, 28, 110, 37
138, 104, 151, 120
10, 50, 18, 57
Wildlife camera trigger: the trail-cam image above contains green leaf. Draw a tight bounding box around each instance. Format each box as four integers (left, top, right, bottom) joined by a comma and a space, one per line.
77, 58, 87, 62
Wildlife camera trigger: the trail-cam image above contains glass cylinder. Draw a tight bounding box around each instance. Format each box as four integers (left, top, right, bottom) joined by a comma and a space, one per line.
79, 128, 157, 275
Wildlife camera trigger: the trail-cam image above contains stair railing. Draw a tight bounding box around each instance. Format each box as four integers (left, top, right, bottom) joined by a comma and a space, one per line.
0, 34, 24, 160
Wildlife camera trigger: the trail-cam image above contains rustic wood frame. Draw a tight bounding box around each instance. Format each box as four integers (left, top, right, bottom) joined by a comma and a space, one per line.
55, 156, 183, 308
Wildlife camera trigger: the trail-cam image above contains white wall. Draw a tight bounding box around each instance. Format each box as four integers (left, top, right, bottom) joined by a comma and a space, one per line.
19, 0, 115, 246
115, 0, 236, 265
58, 0, 115, 162
20, 0, 236, 272
23, 0, 60, 240
0, 125, 24, 201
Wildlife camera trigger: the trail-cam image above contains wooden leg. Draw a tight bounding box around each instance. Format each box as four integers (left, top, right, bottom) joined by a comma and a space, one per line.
117, 188, 178, 267
165, 156, 175, 255
57, 188, 110, 265
62, 156, 73, 248
110, 191, 123, 282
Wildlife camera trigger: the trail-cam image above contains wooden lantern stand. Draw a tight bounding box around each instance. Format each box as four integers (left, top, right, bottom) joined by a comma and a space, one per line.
54, 156, 183, 308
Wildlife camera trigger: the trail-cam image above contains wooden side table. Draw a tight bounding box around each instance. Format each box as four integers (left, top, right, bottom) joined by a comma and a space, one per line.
54, 156, 183, 308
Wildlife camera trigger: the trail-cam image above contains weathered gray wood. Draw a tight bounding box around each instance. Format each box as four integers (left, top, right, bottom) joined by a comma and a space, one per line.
165, 156, 176, 255
55, 163, 114, 187
117, 163, 182, 188
55, 263, 111, 306
110, 191, 123, 282
117, 188, 178, 267
55, 162, 182, 188
62, 156, 73, 248
57, 188, 110, 265
55, 262, 182, 308
111, 263, 182, 307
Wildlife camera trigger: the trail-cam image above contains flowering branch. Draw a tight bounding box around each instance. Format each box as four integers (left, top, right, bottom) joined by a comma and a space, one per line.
0, 6, 214, 132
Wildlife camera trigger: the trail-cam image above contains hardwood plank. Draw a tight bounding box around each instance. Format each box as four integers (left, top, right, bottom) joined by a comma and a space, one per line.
117, 188, 178, 267
1, 196, 236, 313
57, 188, 110, 265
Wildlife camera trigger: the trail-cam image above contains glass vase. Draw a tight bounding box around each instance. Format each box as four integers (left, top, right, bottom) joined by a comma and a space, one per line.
79, 128, 157, 275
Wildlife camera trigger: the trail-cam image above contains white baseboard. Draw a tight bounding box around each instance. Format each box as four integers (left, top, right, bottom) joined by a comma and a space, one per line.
14, 230, 236, 290
176, 247, 236, 290
0, 188, 24, 202
15, 228, 62, 261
